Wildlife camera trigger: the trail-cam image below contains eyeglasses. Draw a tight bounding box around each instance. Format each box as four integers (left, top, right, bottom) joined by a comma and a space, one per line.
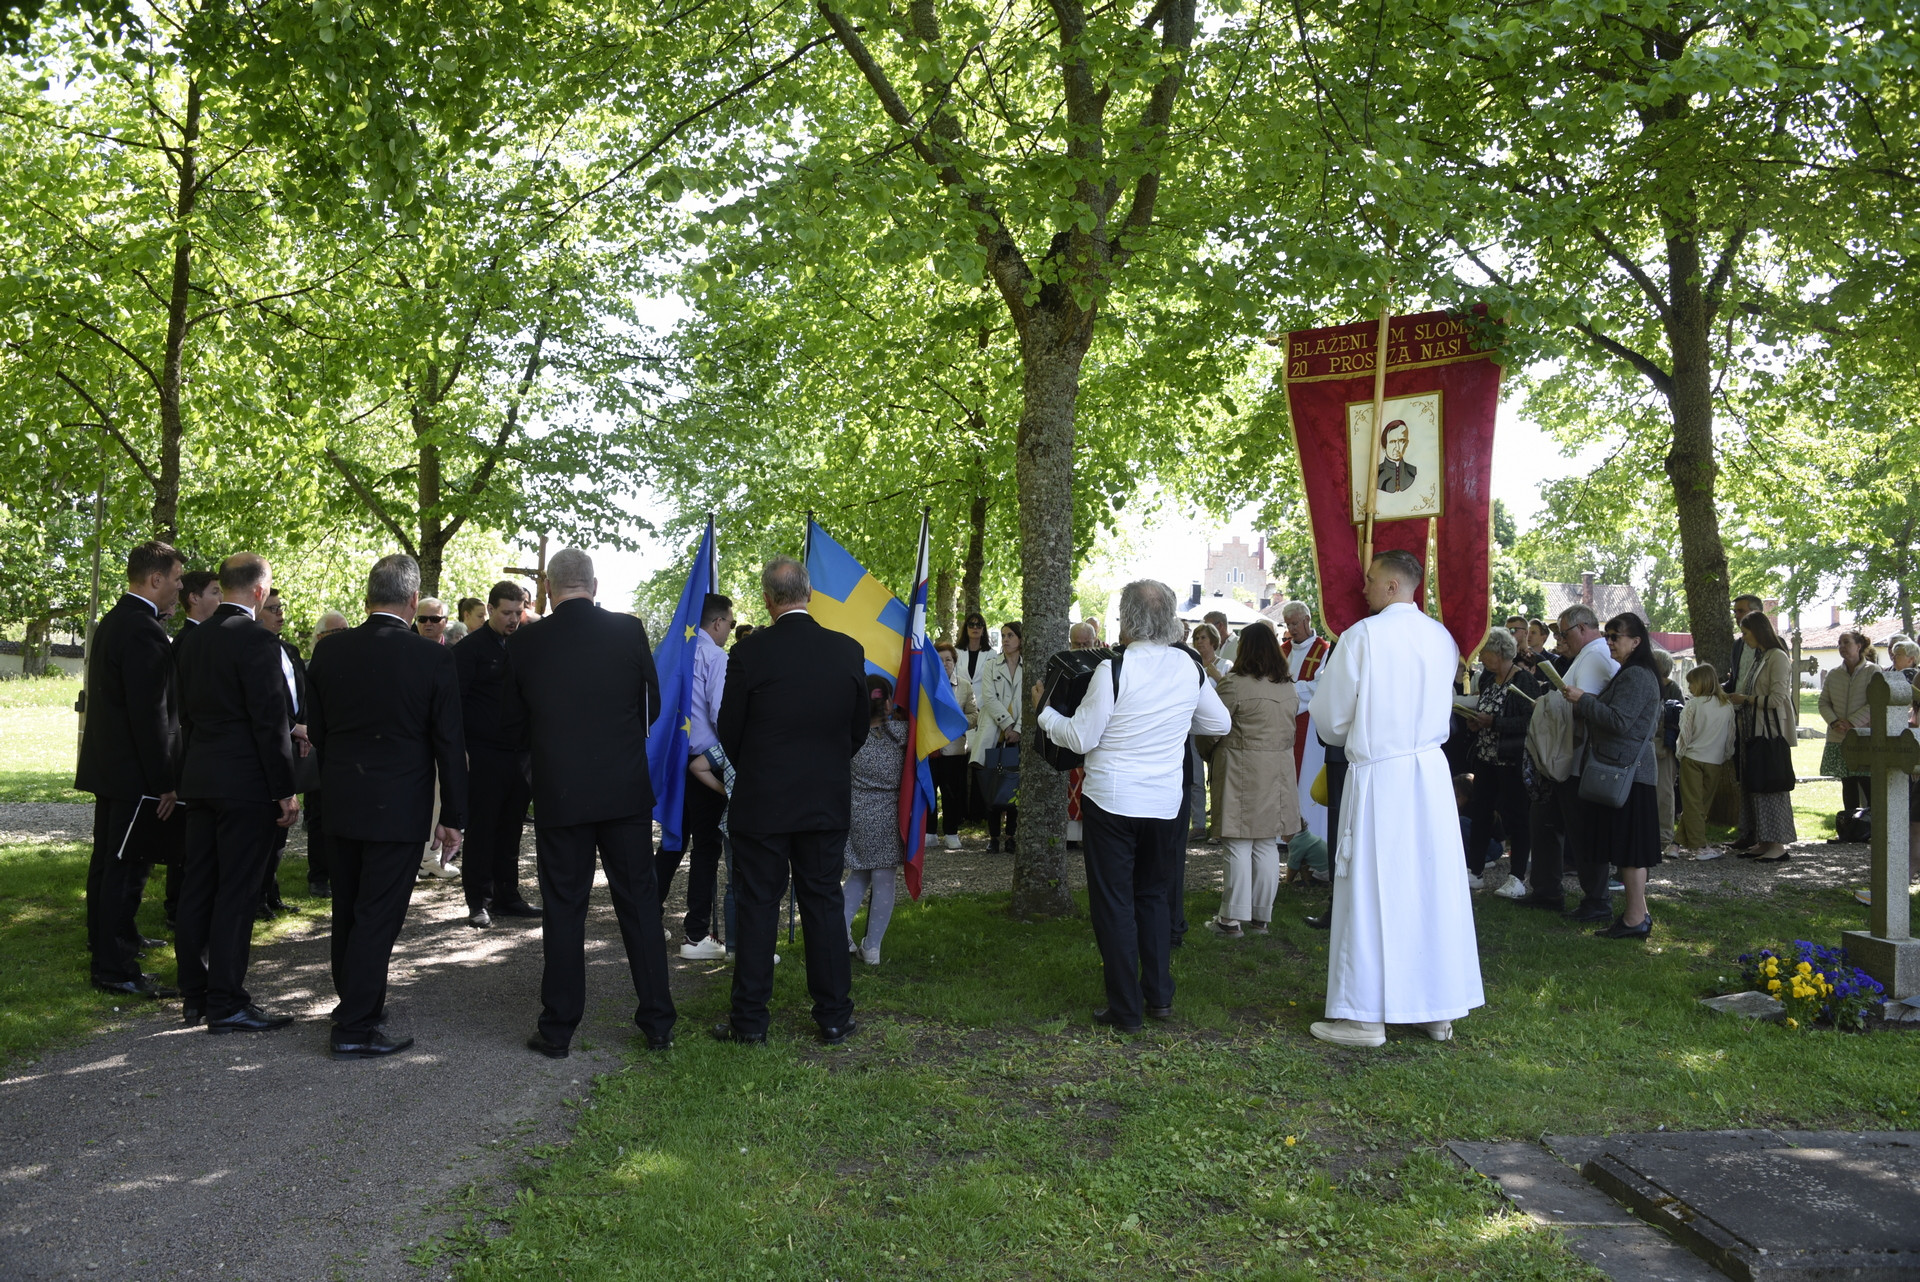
417, 616, 446, 624
262, 604, 285, 615
1604, 632, 1624, 642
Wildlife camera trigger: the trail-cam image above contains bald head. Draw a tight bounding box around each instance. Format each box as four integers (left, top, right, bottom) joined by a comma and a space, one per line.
218, 553, 272, 610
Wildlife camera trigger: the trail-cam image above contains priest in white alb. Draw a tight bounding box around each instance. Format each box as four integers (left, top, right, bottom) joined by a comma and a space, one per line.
1308, 549, 1484, 1047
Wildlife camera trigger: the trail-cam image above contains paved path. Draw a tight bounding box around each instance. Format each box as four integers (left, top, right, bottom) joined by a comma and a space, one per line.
0, 831, 712, 1281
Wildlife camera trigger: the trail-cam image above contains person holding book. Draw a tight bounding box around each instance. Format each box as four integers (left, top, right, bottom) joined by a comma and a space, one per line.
1461, 627, 1545, 896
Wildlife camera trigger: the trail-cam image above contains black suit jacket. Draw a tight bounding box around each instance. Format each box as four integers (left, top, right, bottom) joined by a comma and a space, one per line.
502, 597, 659, 827
174, 602, 296, 802
453, 622, 526, 753
307, 613, 467, 841
74, 593, 179, 799
716, 610, 869, 834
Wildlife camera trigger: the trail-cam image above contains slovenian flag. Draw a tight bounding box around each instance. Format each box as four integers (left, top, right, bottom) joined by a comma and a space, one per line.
893, 510, 971, 898
647, 517, 717, 851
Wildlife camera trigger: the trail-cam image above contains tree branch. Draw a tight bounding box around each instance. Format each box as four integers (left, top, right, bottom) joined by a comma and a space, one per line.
326, 447, 419, 555
1588, 226, 1673, 322
49, 369, 159, 489
442, 317, 553, 546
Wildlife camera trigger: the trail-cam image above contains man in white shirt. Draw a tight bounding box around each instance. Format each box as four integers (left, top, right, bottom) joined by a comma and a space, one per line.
1038, 580, 1231, 1033
1557, 604, 1622, 922
1308, 550, 1484, 1048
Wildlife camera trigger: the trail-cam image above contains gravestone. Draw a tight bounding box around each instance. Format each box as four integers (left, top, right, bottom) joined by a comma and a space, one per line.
1570, 1130, 1920, 1281
1840, 670, 1920, 1003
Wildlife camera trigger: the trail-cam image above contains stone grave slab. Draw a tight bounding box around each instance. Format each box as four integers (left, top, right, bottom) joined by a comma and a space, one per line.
1573, 1130, 1920, 1280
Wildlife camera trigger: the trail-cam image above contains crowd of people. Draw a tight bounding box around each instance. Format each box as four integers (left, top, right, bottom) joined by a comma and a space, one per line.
71, 533, 1908, 1058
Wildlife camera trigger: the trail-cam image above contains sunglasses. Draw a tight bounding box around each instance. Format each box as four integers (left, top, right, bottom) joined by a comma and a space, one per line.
417, 615, 446, 624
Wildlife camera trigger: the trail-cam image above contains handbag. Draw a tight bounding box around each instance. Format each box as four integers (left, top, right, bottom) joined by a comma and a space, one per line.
1740, 704, 1797, 794
1309, 766, 1329, 807
1577, 680, 1656, 809
981, 743, 1020, 808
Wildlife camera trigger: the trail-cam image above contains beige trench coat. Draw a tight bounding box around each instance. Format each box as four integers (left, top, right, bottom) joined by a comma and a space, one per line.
1208, 673, 1302, 840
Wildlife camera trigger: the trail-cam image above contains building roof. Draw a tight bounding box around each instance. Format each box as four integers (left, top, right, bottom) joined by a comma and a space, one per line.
1796, 617, 1908, 652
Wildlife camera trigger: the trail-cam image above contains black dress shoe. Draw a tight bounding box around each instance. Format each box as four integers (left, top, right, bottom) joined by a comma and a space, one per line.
206, 1006, 293, 1034
493, 900, 544, 918
1595, 914, 1653, 939
710, 1022, 767, 1044
1514, 893, 1567, 912
137, 934, 167, 950
526, 1032, 570, 1059
1303, 912, 1332, 930
92, 974, 179, 999
1091, 1008, 1143, 1033
818, 1020, 857, 1046
1563, 903, 1613, 924
182, 1001, 205, 1027
1730, 838, 1758, 852
645, 1034, 673, 1052
1146, 1005, 1174, 1021
331, 1030, 414, 1058
307, 880, 331, 898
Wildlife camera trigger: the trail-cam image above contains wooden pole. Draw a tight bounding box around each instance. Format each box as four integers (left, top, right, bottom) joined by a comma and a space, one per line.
1359, 300, 1393, 569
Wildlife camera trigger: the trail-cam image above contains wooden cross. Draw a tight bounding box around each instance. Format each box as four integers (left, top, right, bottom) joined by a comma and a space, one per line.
1841, 669, 1919, 942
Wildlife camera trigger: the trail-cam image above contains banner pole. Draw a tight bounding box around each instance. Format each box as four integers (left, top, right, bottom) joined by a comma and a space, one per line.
1360, 299, 1393, 568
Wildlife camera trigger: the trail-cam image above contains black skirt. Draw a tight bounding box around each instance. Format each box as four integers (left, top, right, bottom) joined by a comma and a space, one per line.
1594, 780, 1663, 869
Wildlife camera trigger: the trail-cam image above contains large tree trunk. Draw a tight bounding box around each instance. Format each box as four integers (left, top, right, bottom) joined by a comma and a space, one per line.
20, 614, 52, 678
933, 565, 954, 642
961, 490, 987, 621
1008, 311, 1089, 920
152, 78, 201, 541
414, 397, 444, 597
1661, 228, 1734, 662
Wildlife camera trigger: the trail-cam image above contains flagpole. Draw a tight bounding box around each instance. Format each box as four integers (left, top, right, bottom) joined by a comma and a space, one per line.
1360, 296, 1393, 569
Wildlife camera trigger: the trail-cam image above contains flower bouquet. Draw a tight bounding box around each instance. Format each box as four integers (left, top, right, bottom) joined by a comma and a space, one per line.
1738, 942, 1887, 1032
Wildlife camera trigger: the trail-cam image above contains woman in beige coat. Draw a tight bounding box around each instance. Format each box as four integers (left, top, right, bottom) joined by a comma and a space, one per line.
1728, 610, 1799, 860
1204, 623, 1301, 937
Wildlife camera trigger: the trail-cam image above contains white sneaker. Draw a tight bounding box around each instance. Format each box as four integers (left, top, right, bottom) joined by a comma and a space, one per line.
680, 936, 727, 960
1415, 1020, 1453, 1041
1309, 1019, 1385, 1047
858, 937, 881, 966
943, 834, 961, 850
1608, 879, 1626, 893
421, 860, 460, 880
1493, 875, 1528, 899
1694, 847, 1723, 861
1466, 873, 1486, 891
1856, 888, 1873, 906
467, 908, 490, 928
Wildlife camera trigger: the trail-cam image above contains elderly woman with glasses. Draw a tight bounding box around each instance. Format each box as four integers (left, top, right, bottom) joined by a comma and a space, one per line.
1463, 627, 1546, 897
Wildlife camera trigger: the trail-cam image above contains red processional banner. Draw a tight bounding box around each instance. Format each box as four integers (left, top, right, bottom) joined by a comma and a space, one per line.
1283, 307, 1503, 659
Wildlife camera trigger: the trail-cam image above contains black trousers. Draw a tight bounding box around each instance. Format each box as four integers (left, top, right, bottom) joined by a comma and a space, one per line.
1526, 778, 1566, 902
329, 838, 418, 1035
303, 790, 331, 885
462, 749, 531, 911
262, 824, 290, 909
176, 798, 280, 1018
1557, 776, 1611, 910
534, 814, 676, 1046
656, 777, 724, 942
86, 795, 161, 983
1080, 796, 1179, 1026
1323, 751, 1349, 915
1843, 776, 1869, 813
931, 754, 969, 837
1467, 763, 1532, 877
727, 828, 853, 1038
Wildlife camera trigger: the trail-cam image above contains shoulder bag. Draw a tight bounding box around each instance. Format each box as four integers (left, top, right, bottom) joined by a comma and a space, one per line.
1577, 678, 1656, 810
1740, 703, 1797, 795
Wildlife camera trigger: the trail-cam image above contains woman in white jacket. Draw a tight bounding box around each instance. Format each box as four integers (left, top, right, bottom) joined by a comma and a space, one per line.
971, 622, 1024, 852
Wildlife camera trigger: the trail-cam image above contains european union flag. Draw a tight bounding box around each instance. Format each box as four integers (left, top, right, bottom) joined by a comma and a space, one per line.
648, 518, 717, 851
805, 520, 911, 680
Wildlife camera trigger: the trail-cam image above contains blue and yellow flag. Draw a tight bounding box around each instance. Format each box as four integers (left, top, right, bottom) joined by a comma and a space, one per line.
805, 520, 911, 680
648, 518, 717, 851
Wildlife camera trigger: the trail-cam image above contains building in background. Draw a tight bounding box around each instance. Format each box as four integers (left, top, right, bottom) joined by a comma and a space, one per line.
1203, 535, 1274, 608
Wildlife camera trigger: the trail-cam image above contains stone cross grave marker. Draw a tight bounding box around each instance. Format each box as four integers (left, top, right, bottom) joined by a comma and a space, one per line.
1840, 668, 1920, 1002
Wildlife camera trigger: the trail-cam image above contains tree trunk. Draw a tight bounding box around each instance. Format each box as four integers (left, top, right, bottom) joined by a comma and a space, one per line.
414, 397, 444, 597
961, 491, 987, 621
152, 78, 202, 541
21, 614, 52, 678
933, 565, 954, 642
1661, 229, 1734, 663
1008, 310, 1089, 920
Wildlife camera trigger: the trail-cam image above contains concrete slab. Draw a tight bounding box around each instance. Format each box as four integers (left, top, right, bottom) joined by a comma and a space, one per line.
1698, 991, 1785, 1021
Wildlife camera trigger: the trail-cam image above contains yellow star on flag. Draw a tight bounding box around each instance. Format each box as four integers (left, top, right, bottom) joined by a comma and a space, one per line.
684, 623, 696, 640
682, 716, 692, 735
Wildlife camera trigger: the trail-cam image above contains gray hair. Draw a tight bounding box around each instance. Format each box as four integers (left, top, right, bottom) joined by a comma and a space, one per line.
1557, 604, 1599, 633
417, 597, 445, 614
1650, 646, 1673, 680
316, 610, 350, 632
1117, 579, 1182, 646
546, 547, 595, 592
1280, 599, 1310, 623
366, 554, 421, 606
1480, 626, 1518, 661
762, 555, 810, 607
1894, 640, 1920, 665
1068, 621, 1096, 647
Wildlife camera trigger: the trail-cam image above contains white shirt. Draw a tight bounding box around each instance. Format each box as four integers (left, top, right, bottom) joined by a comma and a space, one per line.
1038, 642, 1232, 819
1676, 696, 1738, 765
1563, 635, 1619, 758
1286, 631, 1323, 712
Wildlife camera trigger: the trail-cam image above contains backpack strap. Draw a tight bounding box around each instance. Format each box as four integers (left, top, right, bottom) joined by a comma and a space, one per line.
1108, 643, 1127, 699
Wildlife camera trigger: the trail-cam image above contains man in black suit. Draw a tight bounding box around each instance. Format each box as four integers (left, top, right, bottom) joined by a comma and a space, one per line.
175, 569, 221, 635
75, 540, 186, 998
307, 554, 467, 1058
503, 548, 674, 1058
160, 568, 221, 929
712, 556, 869, 1046
453, 581, 538, 928
173, 553, 301, 1033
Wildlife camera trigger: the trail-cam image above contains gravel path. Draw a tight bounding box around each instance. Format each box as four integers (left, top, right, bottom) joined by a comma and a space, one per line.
0, 806, 1882, 1279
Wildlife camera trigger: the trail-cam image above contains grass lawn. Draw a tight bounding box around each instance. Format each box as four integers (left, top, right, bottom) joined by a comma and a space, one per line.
444, 880, 1917, 1281
0, 675, 86, 802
